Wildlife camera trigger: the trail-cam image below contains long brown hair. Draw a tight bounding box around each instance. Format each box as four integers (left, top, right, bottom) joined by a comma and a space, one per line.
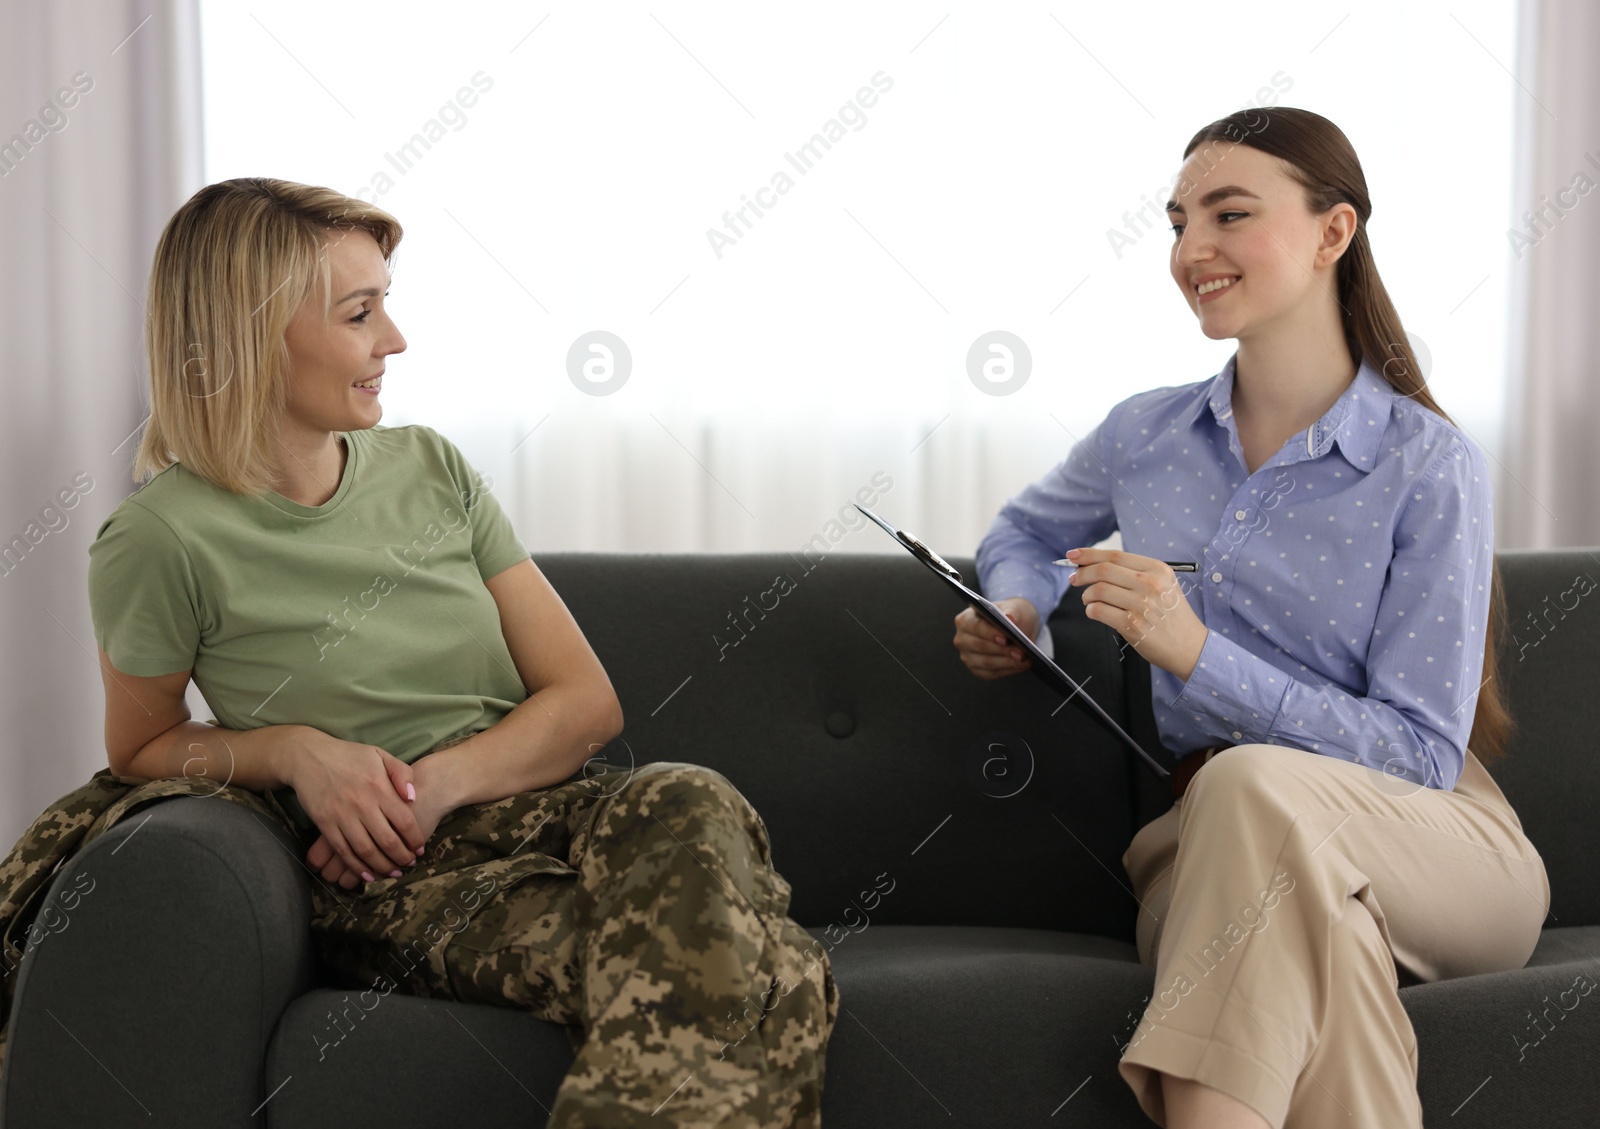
135, 179, 403, 497
1178, 107, 1514, 772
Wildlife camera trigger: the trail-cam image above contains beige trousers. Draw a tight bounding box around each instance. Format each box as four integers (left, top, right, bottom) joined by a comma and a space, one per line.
1117, 743, 1550, 1128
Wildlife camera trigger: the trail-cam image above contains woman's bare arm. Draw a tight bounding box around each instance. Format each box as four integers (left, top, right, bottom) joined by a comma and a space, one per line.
99, 646, 304, 790
101, 646, 427, 879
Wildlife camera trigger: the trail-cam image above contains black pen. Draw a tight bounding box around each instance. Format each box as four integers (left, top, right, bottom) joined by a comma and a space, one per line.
1053, 558, 1197, 571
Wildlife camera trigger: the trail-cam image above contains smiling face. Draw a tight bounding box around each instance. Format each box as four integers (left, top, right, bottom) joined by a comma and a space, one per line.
1166, 140, 1352, 343
281, 227, 406, 435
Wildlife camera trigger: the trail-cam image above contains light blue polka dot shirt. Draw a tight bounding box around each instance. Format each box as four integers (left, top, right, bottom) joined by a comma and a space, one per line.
975, 351, 1494, 792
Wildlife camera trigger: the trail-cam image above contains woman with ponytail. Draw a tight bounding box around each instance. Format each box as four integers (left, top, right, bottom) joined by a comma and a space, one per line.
956, 107, 1546, 1127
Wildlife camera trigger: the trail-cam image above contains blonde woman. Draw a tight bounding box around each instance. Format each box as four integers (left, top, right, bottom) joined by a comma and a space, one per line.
84, 178, 836, 1127
956, 107, 1548, 1128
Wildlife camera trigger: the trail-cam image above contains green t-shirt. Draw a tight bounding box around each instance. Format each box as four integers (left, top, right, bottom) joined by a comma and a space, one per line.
86, 423, 533, 835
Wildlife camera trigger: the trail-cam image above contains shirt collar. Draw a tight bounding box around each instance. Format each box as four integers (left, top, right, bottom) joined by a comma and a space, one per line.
1185, 351, 1395, 473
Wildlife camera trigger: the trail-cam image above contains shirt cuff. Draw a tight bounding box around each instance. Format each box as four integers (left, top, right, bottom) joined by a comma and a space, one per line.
980, 565, 1060, 635
1167, 630, 1291, 744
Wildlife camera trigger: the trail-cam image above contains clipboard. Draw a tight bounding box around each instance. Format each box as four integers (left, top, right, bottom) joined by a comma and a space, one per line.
855, 504, 1169, 779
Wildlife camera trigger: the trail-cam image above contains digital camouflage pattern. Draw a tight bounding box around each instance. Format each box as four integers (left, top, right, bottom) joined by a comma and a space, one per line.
312, 757, 839, 1127
0, 753, 838, 1128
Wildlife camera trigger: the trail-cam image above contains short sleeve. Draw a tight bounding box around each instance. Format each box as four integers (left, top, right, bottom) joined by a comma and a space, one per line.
433, 431, 531, 582
86, 501, 201, 677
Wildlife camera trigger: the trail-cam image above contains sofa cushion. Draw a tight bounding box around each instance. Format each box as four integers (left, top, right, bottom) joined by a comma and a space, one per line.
817, 925, 1151, 1127
265, 922, 1600, 1129
264, 988, 573, 1127
1407, 925, 1600, 1128
268, 925, 1153, 1129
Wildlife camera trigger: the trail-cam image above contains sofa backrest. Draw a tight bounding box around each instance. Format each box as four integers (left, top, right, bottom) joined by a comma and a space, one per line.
538, 547, 1600, 937
537, 552, 1155, 941
1482, 549, 1600, 927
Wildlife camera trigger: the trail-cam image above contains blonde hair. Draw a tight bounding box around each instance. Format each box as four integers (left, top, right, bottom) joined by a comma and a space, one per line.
134, 178, 403, 496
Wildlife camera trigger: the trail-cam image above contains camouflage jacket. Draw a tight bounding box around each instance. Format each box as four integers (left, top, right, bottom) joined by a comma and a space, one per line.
0, 769, 298, 1078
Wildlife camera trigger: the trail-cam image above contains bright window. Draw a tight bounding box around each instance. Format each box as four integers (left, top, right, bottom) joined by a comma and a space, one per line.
200, 1, 1518, 552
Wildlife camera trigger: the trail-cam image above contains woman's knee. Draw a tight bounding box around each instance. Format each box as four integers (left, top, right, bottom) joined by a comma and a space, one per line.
1176, 744, 1330, 850
1181, 743, 1317, 811
613, 762, 770, 854
624, 760, 743, 811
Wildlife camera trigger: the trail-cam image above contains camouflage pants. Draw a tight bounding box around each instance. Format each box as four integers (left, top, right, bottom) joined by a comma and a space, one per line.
297, 757, 839, 1128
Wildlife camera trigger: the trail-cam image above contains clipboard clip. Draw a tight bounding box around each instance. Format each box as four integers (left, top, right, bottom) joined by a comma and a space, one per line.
897, 530, 963, 584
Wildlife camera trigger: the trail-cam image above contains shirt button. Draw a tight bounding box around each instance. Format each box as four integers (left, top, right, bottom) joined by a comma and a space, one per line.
1211, 571, 1223, 583
1234, 509, 1247, 520
1231, 730, 1243, 740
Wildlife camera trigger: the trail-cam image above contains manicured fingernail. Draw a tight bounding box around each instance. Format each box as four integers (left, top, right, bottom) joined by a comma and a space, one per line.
1065, 549, 1081, 559
415, 846, 425, 857
404, 782, 416, 801
389, 869, 402, 878
360, 870, 375, 883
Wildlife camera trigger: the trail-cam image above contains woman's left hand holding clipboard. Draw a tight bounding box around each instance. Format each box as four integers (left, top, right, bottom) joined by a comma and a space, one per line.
952, 597, 1040, 680
1064, 548, 1210, 684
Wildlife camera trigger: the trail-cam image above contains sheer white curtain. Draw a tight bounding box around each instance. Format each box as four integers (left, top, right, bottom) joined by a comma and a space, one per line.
0, 0, 205, 848
1500, 0, 1600, 549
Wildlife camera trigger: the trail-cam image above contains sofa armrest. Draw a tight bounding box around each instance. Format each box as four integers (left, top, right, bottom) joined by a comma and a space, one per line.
0, 794, 317, 1128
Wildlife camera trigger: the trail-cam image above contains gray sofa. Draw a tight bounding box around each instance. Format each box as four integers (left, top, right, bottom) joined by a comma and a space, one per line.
2, 549, 1597, 1127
